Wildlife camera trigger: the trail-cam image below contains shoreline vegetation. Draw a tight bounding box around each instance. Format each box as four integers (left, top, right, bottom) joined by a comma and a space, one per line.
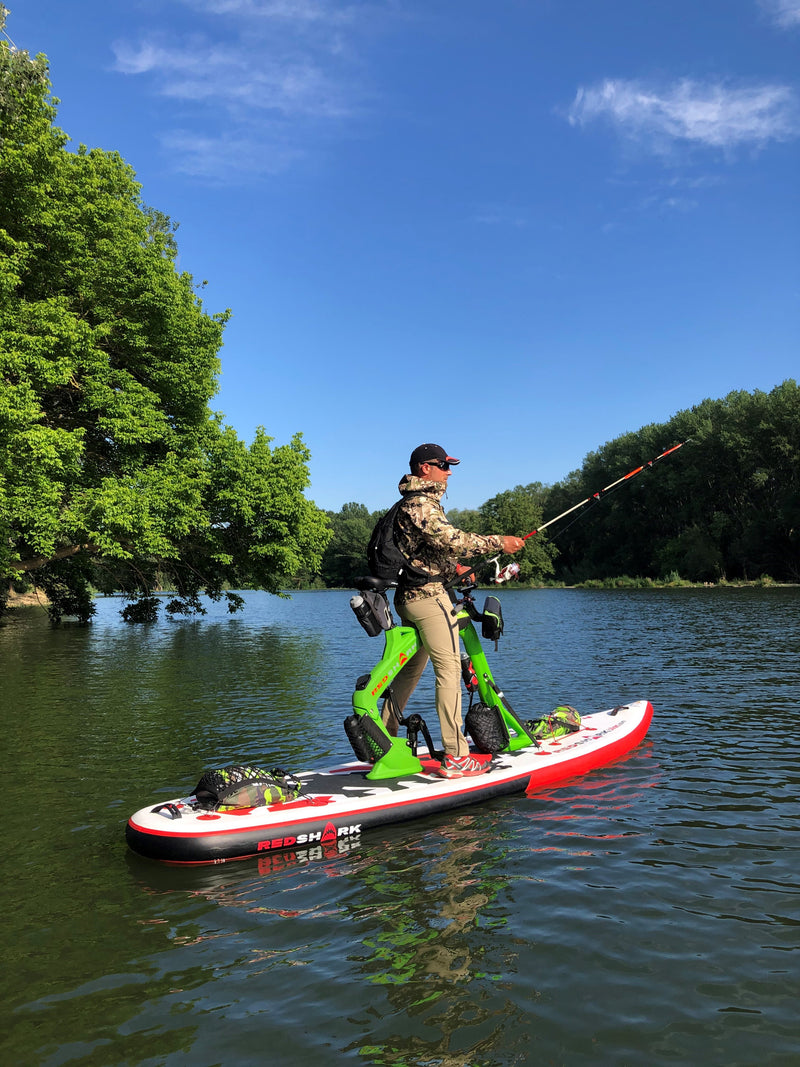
6, 575, 796, 614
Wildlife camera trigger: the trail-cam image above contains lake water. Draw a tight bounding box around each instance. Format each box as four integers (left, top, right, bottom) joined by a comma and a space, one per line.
2, 587, 798, 1066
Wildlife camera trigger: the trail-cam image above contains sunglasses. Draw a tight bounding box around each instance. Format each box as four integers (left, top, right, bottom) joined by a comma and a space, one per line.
426, 460, 450, 471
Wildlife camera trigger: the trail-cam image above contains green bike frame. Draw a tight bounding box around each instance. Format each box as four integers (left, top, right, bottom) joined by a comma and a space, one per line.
350, 598, 535, 780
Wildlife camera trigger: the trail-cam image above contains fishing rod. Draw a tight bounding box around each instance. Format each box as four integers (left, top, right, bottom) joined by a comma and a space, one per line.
490, 441, 689, 583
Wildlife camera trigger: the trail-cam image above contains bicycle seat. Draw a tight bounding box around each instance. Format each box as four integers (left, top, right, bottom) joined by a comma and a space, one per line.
353, 576, 398, 592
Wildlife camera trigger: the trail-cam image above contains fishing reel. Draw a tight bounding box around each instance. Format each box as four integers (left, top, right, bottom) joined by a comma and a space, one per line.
487, 556, 520, 585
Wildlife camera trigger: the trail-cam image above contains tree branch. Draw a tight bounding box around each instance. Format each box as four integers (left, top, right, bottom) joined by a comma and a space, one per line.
12, 544, 98, 571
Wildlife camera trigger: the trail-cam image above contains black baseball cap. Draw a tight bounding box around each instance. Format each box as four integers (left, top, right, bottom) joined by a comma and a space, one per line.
409, 443, 460, 469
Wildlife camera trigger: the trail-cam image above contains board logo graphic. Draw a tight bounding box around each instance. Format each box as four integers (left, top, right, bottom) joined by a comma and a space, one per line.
257, 822, 362, 852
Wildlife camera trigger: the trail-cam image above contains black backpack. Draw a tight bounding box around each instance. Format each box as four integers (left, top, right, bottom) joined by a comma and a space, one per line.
367, 497, 431, 587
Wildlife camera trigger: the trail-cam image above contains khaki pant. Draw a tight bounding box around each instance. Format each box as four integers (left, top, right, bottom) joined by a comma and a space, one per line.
382, 590, 468, 758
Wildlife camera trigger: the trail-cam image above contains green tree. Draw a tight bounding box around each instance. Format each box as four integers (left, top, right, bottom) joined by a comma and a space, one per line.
320, 502, 376, 588
0, 24, 330, 621
477, 483, 557, 582
445, 507, 481, 533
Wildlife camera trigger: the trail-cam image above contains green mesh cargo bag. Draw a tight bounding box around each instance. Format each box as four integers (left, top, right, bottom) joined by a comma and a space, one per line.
527, 705, 581, 740
193, 764, 301, 810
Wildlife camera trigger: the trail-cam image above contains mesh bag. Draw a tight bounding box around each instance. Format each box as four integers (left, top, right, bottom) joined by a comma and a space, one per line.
527, 706, 581, 740
343, 714, 393, 763
465, 702, 509, 754
193, 764, 301, 810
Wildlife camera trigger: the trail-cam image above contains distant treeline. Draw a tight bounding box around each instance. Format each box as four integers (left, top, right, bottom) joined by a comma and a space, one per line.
311, 381, 799, 589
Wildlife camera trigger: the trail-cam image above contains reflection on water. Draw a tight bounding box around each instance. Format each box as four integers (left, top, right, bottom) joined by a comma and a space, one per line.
2, 588, 799, 1066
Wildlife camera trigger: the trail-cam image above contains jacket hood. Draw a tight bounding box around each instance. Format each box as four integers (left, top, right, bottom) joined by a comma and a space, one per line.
398, 473, 447, 500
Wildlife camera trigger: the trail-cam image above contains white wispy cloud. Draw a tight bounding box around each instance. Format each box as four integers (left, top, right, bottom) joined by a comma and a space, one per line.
114, 39, 352, 117
760, 0, 800, 28
112, 0, 378, 178
184, 0, 358, 25
612, 172, 724, 214
162, 129, 304, 179
568, 78, 799, 153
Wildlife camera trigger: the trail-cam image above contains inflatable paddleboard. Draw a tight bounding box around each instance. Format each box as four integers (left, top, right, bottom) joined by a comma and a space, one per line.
126, 700, 653, 865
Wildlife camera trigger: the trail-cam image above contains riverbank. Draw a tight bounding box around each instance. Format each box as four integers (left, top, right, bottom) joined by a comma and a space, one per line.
4, 577, 796, 627
532, 575, 796, 590
5, 588, 50, 608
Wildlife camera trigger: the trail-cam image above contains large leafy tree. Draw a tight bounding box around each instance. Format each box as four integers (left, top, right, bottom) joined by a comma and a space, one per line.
0, 21, 330, 621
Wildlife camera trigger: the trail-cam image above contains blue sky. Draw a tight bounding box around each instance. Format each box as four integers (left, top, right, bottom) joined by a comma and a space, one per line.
8, 0, 799, 514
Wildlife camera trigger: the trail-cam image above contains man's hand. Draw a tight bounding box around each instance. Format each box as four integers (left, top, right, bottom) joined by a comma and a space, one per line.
502, 536, 525, 554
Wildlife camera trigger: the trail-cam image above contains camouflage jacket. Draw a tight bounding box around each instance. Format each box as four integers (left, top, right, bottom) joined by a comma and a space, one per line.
394, 474, 505, 603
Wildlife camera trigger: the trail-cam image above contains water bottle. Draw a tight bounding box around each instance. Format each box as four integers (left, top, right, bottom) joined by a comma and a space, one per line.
350, 594, 383, 637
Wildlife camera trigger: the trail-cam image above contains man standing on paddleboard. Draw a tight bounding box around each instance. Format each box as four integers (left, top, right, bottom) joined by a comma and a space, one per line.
385, 444, 524, 779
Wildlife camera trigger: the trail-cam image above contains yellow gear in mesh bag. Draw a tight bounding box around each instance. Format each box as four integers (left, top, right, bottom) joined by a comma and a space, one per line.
193, 764, 301, 810
529, 705, 581, 740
